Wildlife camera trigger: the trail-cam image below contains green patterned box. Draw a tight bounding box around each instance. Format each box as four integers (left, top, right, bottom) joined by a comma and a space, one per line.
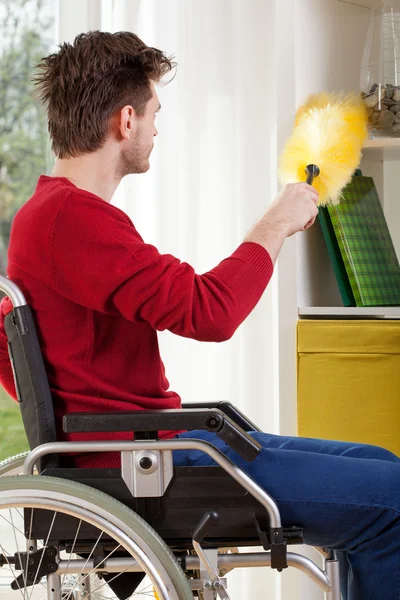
327, 175, 400, 307
318, 206, 356, 307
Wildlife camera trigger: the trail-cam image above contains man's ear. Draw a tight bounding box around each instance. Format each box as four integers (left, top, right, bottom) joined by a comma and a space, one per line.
119, 105, 138, 140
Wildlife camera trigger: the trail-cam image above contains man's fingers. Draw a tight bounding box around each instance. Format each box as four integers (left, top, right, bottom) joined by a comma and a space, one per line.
304, 216, 316, 230
301, 182, 319, 195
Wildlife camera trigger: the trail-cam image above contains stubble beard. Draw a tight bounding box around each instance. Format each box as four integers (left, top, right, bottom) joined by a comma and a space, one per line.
118, 141, 153, 178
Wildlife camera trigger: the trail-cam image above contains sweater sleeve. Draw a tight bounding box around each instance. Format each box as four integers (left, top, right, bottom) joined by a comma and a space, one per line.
0, 296, 17, 400
50, 194, 274, 342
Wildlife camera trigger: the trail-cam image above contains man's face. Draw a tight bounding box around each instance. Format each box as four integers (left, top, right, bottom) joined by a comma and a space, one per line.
119, 83, 160, 176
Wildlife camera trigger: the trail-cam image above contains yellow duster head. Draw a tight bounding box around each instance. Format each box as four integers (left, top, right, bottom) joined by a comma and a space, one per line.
279, 92, 369, 205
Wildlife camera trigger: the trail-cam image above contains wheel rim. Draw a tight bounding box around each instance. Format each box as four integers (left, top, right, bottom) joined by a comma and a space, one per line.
0, 491, 187, 600
0, 454, 31, 477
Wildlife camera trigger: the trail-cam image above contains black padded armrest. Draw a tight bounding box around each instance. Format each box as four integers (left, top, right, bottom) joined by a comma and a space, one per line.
63, 408, 261, 462
181, 401, 262, 433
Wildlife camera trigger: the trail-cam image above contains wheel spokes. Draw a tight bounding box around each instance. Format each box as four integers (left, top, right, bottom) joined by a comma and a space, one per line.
0, 506, 162, 599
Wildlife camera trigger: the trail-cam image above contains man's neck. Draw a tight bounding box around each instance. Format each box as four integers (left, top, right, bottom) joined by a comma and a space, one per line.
51, 151, 121, 203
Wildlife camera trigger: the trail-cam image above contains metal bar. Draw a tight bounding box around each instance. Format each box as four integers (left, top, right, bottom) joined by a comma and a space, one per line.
47, 573, 61, 600
325, 560, 340, 600
283, 553, 332, 592
57, 551, 331, 592
74, 573, 91, 600
57, 558, 140, 573
192, 543, 219, 585
0, 275, 26, 307
23, 439, 281, 527
201, 553, 331, 592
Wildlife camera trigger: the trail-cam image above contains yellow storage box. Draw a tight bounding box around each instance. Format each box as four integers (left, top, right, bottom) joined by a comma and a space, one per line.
297, 320, 400, 457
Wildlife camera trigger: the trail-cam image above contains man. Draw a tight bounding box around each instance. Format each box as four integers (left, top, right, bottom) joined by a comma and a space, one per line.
0, 31, 399, 600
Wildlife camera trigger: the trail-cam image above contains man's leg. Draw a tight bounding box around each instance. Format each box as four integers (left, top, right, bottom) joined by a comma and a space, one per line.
239, 431, 400, 462
174, 430, 400, 600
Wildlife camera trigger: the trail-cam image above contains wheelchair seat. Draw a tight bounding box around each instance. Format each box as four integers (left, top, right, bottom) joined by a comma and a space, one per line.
37, 465, 302, 550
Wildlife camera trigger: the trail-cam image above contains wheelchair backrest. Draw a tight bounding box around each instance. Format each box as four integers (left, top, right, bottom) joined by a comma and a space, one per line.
4, 305, 58, 471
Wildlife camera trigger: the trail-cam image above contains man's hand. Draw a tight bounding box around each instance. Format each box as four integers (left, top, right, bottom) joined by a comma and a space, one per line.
244, 182, 319, 264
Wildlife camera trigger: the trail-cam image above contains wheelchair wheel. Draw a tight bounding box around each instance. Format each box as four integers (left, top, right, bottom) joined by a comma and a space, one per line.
0, 476, 193, 600
0, 452, 31, 476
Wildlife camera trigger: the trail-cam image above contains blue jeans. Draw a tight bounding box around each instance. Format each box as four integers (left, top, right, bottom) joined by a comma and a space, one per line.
174, 430, 400, 600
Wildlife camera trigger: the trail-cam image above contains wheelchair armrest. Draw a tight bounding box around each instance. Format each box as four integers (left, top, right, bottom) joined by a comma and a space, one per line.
181, 401, 262, 433
63, 408, 261, 462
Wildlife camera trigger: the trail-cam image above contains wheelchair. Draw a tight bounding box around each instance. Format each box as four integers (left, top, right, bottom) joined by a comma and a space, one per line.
0, 274, 341, 599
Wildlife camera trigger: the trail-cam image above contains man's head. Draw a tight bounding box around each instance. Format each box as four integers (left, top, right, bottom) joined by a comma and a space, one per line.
33, 31, 175, 175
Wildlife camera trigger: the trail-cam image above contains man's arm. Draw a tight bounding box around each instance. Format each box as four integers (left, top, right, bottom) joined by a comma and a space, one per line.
48, 182, 318, 343
244, 182, 319, 263
49, 194, 274, 342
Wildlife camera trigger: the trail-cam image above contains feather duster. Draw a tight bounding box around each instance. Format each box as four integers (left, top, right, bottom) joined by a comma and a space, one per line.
279, 92, 369, 205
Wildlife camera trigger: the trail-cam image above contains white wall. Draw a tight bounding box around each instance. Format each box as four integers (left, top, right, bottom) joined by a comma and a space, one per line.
278, 1, 372, 598
100, 0, 280, 441
295, 0, 371, 309
383, 157, 400, 259
58, 0, 101, 41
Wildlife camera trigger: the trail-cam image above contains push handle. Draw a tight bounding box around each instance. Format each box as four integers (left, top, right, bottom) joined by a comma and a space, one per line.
305, 164, 320, 185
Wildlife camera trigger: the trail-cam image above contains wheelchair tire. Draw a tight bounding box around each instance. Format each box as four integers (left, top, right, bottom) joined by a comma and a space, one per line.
0, 451, 30, 476
0, 475, 193, 600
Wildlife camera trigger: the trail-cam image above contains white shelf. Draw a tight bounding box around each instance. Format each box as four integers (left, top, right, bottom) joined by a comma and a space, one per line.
299, 306, 400, 319
337, 0, 379, 9
363, 138, 400, 148
362, 138, 400, 161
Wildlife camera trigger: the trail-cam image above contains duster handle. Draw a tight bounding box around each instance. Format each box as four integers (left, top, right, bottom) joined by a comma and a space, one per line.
305, 164, 320, 185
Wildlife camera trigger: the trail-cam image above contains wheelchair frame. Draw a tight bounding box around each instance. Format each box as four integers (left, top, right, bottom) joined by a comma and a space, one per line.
0, 274, 341, 599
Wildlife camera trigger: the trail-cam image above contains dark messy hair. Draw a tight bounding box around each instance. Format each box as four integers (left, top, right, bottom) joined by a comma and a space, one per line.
32, 31, 176, 159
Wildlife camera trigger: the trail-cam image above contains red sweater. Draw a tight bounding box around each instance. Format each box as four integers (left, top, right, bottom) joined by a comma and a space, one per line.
0, 175, 273, 467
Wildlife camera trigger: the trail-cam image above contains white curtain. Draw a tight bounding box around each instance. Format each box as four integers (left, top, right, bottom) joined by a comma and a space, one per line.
103, 0, 279, 428
101, 1, 282, 597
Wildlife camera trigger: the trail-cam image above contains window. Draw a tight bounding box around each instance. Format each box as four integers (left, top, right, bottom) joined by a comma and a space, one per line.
0, 0, 56, 273
0, 0, 57, 461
